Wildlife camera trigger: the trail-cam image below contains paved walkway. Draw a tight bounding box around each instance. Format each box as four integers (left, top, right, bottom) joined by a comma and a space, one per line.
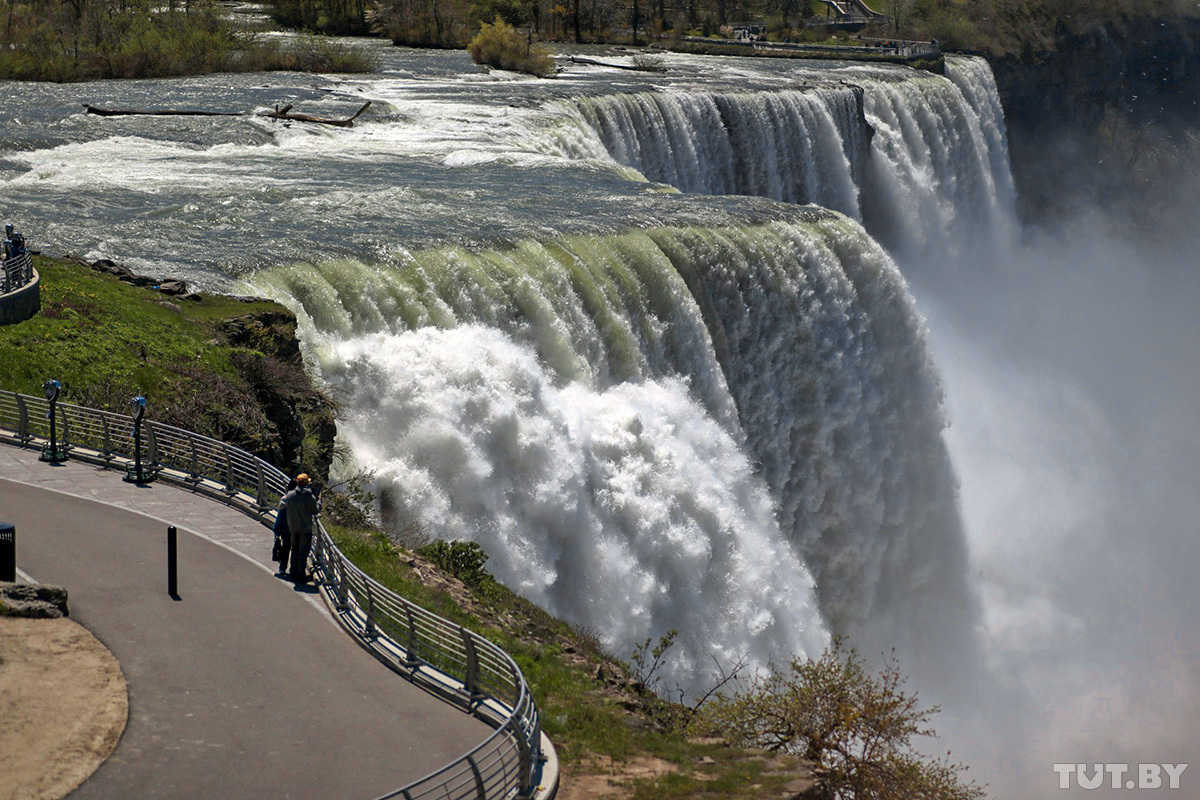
0, 445, 491, 800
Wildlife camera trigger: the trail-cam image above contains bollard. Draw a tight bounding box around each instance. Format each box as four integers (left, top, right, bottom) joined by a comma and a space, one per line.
167, 525, 178, 597
0, 522, 14, 582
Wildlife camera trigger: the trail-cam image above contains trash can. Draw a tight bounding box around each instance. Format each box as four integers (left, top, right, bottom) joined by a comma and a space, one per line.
0, 522, 14, 582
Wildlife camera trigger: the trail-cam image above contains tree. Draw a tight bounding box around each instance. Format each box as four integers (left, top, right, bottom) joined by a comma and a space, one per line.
690, 640, 987, 800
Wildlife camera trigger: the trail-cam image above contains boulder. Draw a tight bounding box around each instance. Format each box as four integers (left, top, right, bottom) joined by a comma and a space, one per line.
156, 279, 189, 296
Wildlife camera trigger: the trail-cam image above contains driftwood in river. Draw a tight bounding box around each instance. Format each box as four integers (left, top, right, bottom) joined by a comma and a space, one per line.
260, 101, 372, 127
568, 55, 666, 72
82, 100, 373, 127
83, 104, 243, 117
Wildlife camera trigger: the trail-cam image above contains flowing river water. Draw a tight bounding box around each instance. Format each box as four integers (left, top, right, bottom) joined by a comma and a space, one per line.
7, 44, 1194, 796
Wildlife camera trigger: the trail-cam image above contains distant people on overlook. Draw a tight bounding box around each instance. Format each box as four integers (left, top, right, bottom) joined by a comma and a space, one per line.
3, 224, 26, 262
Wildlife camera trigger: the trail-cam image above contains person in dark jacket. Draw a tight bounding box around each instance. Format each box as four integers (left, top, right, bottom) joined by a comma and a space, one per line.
272, 478, 298, 575
285, 473, 322, 583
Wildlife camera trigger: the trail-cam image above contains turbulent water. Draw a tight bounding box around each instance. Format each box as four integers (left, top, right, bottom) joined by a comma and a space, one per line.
0, 48, 1009, 690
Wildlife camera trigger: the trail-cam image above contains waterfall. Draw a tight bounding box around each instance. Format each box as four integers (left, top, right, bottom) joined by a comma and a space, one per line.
556, 56, 1017, 266
252, 215, 976, 689
558, 86, 868, 217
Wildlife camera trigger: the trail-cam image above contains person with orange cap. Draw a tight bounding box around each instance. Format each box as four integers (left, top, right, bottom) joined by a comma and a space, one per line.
284, 473, 321, 583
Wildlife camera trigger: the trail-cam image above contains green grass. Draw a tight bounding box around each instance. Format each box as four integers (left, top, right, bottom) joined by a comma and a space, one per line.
1, 256, 270, 398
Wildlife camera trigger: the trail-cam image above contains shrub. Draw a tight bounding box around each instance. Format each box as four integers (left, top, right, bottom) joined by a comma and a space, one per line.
418, 540, 494, 588
466, 18, 554, 77
690, 640, 987, 800
0, 2, 377, 81
630, 51, 667, 71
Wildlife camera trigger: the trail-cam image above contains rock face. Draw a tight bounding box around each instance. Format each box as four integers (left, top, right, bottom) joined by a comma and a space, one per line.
0, 581, 70, 618
218, 311, 338, 483
989, 16, 1200, 225
82, 255, 338, 483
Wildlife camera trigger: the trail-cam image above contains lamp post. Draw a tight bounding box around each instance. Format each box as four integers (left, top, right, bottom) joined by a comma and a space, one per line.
124, 395, 152, 483
39, 379, 66, 463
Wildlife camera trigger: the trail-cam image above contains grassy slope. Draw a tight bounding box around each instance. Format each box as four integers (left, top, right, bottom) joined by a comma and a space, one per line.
328, 524, 818, 799
0, 256, 276, 396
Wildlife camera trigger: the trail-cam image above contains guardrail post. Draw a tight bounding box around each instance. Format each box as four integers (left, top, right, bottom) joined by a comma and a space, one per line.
462, 628, 483, 701
223, 444, 235, 493
334, 553, 349, 611
403, 605, 419, 666
515, 717, 534, 796
14, 394, 28, 441
311, 527, 324, 572
100, 415, 113, 460
59, 406, 70, 450
187, 437, 201, 483
364, 582, 377, 639
255, 460, 268, 511
466, 754, 487, 800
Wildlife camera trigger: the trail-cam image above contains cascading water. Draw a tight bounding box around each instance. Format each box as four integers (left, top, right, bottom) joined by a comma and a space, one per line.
558, 86, 868, 215
253, 214, 975, 688
555, 56, 1017, 265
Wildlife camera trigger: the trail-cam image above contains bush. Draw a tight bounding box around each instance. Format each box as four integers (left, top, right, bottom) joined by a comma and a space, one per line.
243, 33, 380, 73
0, 1, 377, 82
466, 18, 554, 77
418, 540, 494, 588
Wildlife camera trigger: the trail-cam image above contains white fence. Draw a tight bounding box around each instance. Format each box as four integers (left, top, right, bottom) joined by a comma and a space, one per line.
0, 389, 546, 800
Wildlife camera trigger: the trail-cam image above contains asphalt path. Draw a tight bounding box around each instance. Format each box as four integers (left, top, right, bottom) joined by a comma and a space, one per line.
1, 477, 491, 800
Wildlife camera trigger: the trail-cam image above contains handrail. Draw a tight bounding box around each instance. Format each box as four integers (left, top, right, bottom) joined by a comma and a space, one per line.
679, 34, 941, 59
0, 390, 546, 800
1, 252, 33, 295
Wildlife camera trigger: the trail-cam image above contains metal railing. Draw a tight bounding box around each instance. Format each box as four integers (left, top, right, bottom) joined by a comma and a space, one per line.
680, 34, 940, 59
0, 389, 545, 800
1, 252, 33, 294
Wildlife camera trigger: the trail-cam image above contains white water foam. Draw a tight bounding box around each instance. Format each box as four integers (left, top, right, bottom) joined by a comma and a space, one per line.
328, 324, 830, 682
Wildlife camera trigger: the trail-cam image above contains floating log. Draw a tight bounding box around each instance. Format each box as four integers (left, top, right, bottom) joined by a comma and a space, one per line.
84, 104, 244, 117
83, 100, 373, 128
568, 55, 666, 72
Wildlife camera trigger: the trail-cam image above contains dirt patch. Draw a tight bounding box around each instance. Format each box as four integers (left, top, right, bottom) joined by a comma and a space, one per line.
0, 616, 127, 800
557, 755, 677, 800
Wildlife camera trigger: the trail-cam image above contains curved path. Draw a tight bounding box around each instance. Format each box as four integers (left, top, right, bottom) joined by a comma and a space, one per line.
0, 446, 491, 799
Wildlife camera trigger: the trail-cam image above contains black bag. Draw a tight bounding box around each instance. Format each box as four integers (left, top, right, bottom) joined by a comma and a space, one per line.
271, 534, 283, 562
